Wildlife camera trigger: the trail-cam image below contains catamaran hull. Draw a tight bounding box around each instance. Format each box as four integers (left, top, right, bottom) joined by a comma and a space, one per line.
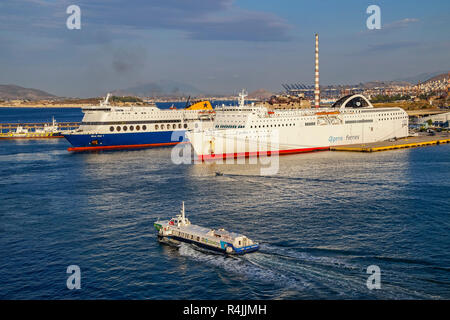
158, 235, 260, 255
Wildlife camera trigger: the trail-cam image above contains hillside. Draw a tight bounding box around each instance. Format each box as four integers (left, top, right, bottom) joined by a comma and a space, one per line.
247, 89, 274, 100
394, 71, 449, 84
423, 72, 449, 84
361, 81, 412, 88
0, 84, 57, 100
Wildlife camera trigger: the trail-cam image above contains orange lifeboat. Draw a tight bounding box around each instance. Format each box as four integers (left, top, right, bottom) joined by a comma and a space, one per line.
316, 111, 340, 116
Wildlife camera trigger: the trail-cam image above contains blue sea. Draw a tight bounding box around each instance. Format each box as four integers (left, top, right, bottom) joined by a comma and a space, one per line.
0, 107, 449, 299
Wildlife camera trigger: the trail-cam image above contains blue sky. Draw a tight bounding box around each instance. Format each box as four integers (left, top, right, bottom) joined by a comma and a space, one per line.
0, 0, 448, 97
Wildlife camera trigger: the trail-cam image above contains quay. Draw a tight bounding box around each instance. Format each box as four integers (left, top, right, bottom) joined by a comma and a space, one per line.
330, 132, 450, 153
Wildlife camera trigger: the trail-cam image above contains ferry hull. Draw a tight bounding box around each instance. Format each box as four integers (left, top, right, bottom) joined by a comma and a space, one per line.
64, 130, 187, 152
158, 235, 260, 255
197, 146, 329, 161
187, 120, 409, 161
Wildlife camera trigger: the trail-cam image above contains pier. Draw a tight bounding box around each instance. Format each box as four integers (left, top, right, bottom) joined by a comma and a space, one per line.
330, 132, 450, 153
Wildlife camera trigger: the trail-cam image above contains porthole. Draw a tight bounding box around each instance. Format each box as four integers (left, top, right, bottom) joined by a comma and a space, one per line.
116, 126, 121, 131
110, 126, 114, 132
130, 125, 134, 131
178, 124, 182, 129
173, 124, 176, 129
155, 125, 159, 130
123, 126, 128, 131
136, 125, 140, 131
143, 125, 147, 130
184, 124, 188, 129
161, 124, 165, 130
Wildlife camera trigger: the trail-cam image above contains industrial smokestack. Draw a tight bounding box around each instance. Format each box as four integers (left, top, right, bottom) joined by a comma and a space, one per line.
314, 33, 320, 108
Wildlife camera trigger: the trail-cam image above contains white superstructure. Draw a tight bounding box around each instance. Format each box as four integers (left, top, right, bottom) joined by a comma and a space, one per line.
73, 94, 214, 135
187, 91, 409, 160
63, 94, 215, 151
35, 117, 60, 134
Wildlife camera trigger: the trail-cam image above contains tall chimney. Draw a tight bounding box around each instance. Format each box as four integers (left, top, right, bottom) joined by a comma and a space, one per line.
314, 33, 320, 108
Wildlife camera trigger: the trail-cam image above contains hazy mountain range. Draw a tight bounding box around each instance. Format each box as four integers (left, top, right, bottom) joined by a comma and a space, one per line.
394, 71, 449, 84
1, 71, 448, 100
0, 84, 57, 100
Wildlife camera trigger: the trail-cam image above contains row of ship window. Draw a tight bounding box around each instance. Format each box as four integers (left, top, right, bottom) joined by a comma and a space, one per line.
176, 231, 201, 242
380, 116, 407, 121
110, 123, 188, 132
250, 123, 297, 128
215, 125, 245, 128
214, 123, 300, 129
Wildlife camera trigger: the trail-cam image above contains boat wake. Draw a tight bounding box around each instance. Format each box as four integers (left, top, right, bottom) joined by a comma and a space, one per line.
177, 242, 436, 299
178, 242, 311, 290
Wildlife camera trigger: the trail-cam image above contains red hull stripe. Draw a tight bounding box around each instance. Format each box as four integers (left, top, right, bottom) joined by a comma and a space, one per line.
199, 146, 329, 161
68, 141, 185, 152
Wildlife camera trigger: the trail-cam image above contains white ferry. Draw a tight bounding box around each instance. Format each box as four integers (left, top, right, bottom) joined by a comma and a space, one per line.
154, 202, 259, 255
63, 94, 215, 151
186, 90, 409, 160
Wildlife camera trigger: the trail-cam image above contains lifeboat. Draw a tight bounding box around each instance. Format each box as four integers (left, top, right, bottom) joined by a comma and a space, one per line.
315, 111, 340, 116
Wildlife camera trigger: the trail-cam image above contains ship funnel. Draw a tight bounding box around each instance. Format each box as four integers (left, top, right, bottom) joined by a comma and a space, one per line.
314, 34, 320, 108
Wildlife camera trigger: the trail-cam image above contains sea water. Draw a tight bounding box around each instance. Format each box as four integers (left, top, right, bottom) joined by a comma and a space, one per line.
0, 107, 449, 299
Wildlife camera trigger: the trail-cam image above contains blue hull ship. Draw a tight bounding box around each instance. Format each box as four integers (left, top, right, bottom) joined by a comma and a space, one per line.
65, 131, 185, 151
64, 94, 214, 152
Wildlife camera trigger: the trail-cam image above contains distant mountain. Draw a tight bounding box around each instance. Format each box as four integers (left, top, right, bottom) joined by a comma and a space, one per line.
361, 80, 412, 88
394, 71, 449, 84
423, 72, 449, 84
248, 89, 274, 100
0, 84, 57, 100
111, 80, 203, 97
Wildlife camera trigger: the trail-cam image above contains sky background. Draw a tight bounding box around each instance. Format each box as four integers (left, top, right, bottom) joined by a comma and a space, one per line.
0, 0, 449, 97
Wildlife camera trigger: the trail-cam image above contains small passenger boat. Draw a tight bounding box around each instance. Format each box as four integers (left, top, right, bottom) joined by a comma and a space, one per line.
154, 202, 259, 255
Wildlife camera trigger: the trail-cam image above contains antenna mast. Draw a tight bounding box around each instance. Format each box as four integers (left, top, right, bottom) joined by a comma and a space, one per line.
181, 201, 185, 224
238, 89, 247, 107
